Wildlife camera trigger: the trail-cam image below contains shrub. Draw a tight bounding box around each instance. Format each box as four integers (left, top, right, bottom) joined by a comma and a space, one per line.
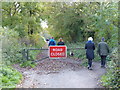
101, 47, 119, 88
0, 65, 22, 88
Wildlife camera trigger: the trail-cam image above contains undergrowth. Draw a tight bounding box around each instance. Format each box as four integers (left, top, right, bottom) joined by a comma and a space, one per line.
0, 65, 22, 88
101, 47, 119, 88
0, 26, 45, 88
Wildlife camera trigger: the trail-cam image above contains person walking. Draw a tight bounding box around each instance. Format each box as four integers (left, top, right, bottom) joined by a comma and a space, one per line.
97, 37, 109, 68
85, 37, 95, 70
48, 37, 56, 46
57, 38, 65, 45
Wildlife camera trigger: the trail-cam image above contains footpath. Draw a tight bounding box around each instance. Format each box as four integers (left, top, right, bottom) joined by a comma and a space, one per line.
13, 44, 106, 88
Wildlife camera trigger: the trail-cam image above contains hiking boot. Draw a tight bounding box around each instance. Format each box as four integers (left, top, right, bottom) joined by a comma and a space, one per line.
87, 66, 90, 69
101, 65, 106, 68
89, 67, 93, 70
87, 66, 92, 70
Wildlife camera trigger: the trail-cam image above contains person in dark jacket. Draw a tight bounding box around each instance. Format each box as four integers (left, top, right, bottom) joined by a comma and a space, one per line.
97, 37, 109, 68
48, 37, 56, 46
57, 38, 65, 45
85, 37, 95, 70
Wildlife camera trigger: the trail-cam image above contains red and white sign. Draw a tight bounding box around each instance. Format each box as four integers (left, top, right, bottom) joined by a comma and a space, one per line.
49, 46, 67, 59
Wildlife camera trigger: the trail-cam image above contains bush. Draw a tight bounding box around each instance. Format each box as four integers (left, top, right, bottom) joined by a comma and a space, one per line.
0, 65, 22, 88
66, 42, 86, 59
1, 27, 44, 66
20, 61, 37, 68
1, 27, 24, 65
101, 47, 119, 88
29, 34, 45, 48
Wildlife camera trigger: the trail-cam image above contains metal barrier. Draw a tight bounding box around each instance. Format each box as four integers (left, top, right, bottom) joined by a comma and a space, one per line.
22, 47, 84, 62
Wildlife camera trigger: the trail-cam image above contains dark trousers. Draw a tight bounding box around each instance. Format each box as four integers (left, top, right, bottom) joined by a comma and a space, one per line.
88, 59, 92, 67
101, 55, 107, 66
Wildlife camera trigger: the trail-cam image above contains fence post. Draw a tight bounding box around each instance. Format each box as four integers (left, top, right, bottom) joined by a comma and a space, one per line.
26, 49, 29, 60
22, 49, 27, 61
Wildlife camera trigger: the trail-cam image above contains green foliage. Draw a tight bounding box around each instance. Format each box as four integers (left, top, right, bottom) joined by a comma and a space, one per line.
29, 34, 46, 48
43, 3, 85, 42
101, 48, 119, 88
0, 65, 22, 88
1, 2, 119, 88
67, 42, 86, 59
2, 2, 118, 46
42, 2, 118, 45
29, 51, 39, 60
1, 27, 23, 65
2, 2, 118, 49
66, 42, 88, 67
1, 26, 45, 65
20, 61, 36, 68
2, 2, 43, 37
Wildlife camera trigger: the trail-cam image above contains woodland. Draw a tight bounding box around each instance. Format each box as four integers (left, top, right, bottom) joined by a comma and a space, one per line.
0, 2, 119, 88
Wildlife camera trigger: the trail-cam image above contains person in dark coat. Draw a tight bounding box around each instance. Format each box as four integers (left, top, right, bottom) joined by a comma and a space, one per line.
85, 37, 95, 70
97, 37, 109, 68
48, 37, 56, 46
57, 38, 65, 45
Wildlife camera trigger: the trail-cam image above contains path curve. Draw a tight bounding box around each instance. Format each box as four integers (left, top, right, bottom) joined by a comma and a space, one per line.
13, 59, 106, 88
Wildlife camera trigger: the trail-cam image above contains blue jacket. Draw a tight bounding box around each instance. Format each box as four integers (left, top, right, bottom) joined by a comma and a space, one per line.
48, 39, 56, 46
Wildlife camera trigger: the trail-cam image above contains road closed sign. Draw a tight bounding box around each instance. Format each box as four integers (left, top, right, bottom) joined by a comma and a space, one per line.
49, 46, 67, 59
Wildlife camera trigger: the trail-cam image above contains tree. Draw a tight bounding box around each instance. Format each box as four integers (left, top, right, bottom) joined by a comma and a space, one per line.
2, 2, 43, 37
